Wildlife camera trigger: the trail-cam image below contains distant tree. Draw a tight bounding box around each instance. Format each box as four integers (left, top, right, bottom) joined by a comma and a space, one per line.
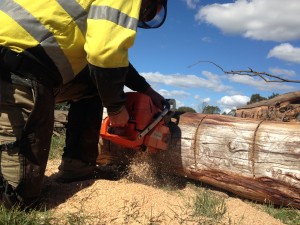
199, 101, 208, 113
247, 94, 267, 105
202, 105, 221, 114
177, 106, 196, 113
268, 92, 279, 99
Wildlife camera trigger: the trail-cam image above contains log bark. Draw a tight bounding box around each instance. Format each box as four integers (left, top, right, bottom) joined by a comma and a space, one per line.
97, 113, 300, 209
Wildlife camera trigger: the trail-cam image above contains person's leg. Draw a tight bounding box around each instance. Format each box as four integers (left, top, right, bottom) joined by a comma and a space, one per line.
55, 67, 103, 181
0, 73, 54, 209
63, 96, 102, 163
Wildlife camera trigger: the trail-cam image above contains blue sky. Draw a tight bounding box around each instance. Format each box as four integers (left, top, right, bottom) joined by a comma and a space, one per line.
129, 0, 300, 113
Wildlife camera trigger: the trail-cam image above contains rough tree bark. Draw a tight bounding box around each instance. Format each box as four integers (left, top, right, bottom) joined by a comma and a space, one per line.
97, 113, 300, 209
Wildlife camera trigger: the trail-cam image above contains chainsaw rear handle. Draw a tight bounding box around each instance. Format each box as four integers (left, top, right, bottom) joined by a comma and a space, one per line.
162, 99, 171, 111
100, 117, 143, 149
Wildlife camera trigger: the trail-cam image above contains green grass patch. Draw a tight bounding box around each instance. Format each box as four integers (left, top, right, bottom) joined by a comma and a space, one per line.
0, 204, 99, 225
0, 205, 54, 225
191, 189, 227, 223
49, 131, 65, 160
169, 188, 227, 224
262, 204, 300, 225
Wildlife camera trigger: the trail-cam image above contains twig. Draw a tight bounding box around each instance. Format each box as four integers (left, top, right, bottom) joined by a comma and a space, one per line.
188, 60, 300, 83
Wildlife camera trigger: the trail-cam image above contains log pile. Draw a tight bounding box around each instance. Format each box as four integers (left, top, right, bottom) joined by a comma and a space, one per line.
236, 91, 300, 122
97, 113, 300, 209
54, 110, 68, 128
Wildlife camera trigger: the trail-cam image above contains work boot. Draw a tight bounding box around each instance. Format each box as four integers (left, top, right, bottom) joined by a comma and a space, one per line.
55, 157, 124, 183
55, 157, 97, 183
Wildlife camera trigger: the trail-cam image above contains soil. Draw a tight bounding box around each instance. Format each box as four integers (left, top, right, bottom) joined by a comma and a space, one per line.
43, 157, 285, 225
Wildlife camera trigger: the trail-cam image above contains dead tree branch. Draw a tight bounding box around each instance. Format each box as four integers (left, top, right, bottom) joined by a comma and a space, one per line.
188, 61, 300, 83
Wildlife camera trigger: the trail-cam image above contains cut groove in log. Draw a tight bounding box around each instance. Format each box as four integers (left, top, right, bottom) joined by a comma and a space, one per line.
97, 113, 300, 209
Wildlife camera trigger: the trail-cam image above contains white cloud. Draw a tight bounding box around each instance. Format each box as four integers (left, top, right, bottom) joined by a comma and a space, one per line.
269, 67, 296, 77
194, 95, 210, 102
175, 100, 185, 108
229, 74, 295, 91
201, 36, 212, 43
218, 95, 250, 109
194, 95, 201, 100
196, 0, 300, 42
141, 71, 233, 92
158, 89, 191, 99
203, 97, 210, 103
184, 0, 200, 9
267, 43, 300, 64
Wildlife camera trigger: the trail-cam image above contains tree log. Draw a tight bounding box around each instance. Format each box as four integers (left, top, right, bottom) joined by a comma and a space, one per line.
97, 113, 300, 209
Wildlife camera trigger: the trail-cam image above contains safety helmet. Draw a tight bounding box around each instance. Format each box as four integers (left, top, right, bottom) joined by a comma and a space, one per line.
138, 0, 168, 29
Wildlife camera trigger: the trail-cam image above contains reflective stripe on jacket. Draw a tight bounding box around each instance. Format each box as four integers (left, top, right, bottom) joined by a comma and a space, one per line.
0, 0, 142, 84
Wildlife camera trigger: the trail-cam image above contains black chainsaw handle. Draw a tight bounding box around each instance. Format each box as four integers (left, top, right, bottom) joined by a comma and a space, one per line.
162, 99, 170, 111
164, 99, 176, 111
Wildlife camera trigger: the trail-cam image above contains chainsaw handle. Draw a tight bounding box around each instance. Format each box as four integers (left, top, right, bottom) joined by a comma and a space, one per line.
162, 99, 170, 111
100, 117, 143, 149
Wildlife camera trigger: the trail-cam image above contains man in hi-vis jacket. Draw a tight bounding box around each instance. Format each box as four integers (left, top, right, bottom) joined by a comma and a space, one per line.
0, 0, 168, 209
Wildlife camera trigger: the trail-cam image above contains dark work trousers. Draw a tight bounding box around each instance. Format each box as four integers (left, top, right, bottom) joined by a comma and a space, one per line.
55, 68, 103, 164
0, 67, 102, 207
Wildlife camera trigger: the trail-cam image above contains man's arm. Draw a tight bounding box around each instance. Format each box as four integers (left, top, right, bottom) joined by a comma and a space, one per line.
125, 63, 150, 92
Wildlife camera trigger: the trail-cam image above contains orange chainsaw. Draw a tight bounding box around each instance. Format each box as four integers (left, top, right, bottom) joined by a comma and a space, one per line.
100, 92, 175, 153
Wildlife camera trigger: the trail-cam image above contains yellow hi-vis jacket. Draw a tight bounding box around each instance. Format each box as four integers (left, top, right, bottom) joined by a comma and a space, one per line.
0, 0, 142, 84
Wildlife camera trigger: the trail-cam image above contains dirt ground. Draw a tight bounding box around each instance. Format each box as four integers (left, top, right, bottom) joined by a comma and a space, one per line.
43, 158, 285, 225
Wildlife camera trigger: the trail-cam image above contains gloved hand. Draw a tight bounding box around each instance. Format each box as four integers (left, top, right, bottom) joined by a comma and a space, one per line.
143, 86, 165, 110
108, 106, 129, 127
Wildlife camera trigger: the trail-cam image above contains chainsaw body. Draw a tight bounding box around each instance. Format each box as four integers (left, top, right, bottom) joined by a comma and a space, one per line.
100, 92, 172, 153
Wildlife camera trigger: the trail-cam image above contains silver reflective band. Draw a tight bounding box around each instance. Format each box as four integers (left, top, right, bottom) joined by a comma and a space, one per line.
88, 6, 138, 31
0, 0, 74, 83
57, 0, 88, 35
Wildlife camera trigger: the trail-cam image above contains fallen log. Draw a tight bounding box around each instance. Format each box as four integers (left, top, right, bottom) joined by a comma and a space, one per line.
97, 113, 300, 209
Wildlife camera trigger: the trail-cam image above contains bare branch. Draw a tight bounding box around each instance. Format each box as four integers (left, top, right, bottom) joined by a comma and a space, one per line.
188, 60, 300, 83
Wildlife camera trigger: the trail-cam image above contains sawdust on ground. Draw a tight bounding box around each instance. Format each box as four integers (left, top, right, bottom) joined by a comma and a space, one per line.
43, 156, 285, 225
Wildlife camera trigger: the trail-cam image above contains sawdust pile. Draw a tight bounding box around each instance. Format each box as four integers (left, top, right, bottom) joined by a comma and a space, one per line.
124, 153, 161, 186
43, 158, 285, 225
